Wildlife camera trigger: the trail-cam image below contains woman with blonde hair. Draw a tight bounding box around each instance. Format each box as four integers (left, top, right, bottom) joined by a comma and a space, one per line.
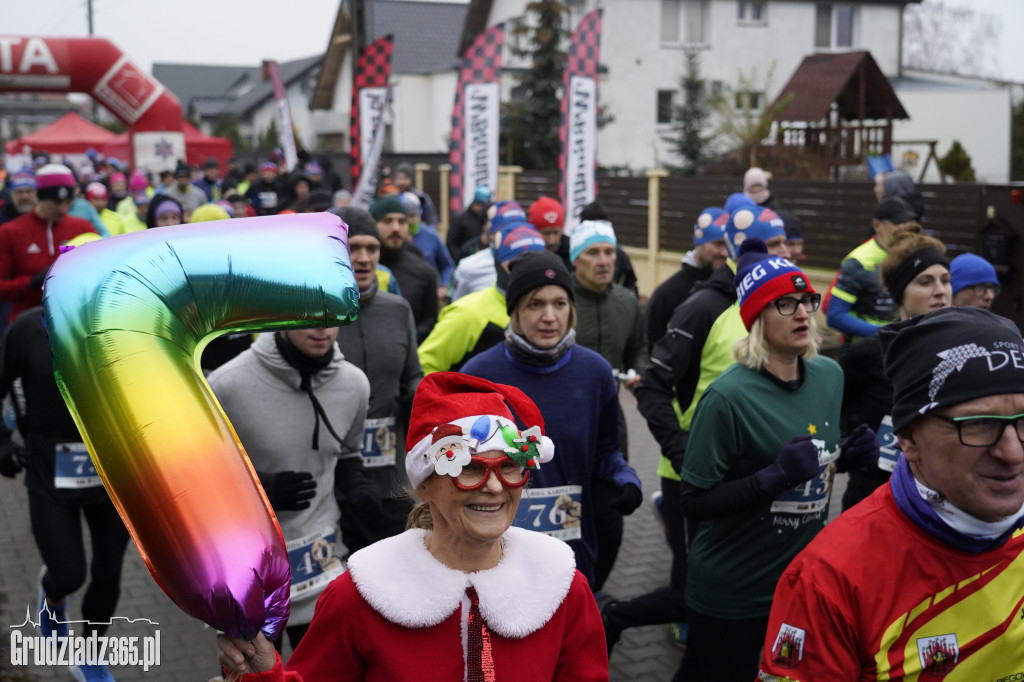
674, 238, 877, 680
840, 223, 950, 510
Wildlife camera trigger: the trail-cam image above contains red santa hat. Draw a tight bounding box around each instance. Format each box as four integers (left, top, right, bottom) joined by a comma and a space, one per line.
405, 372, 555, 488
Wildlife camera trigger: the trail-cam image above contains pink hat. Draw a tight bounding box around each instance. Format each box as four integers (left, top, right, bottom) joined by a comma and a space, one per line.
129, 171, 148, 193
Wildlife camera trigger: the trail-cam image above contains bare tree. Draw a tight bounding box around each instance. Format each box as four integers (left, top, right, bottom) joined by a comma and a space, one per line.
903, 1, 1001, 78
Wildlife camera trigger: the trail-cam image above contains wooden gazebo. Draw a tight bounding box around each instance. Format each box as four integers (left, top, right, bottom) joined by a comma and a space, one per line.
770, 51, 909, 168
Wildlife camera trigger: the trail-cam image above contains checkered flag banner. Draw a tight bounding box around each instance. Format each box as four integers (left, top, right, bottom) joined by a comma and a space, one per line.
350, 35, 394, 189
448, 23, 505, 215
559, 8, 603, 234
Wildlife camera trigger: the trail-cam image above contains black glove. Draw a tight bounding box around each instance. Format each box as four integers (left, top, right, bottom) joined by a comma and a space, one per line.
755, 434, 820, 497
257, 470, 317, 512
608, 483, 643, 515
28, 268, 49, 289
0, 444, 24, 478
837, 423, 879, 473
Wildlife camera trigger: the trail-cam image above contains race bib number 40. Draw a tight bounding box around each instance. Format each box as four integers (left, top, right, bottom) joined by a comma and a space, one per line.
770, 440, 837, 514
53, 443, 102, 489
287, 527, 345, 601
514, 485, 583, 541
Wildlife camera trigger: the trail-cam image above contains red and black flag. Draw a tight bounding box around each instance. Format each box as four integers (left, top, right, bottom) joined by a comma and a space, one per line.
558, 9, 603, 233
448, 23, 504, 215
349, 35, 394, 191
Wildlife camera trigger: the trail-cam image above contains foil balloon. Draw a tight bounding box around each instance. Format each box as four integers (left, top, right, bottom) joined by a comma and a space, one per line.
42, 213, 359, 640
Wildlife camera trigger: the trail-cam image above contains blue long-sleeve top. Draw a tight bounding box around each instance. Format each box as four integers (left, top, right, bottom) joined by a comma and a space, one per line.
461, 341, 640, 587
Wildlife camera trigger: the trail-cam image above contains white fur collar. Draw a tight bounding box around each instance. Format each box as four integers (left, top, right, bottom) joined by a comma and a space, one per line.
347, 527, 576, 638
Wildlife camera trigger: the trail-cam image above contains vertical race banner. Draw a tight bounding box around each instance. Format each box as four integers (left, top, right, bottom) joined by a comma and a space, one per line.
448, 24, 504, 215
349, 35, 394, 193
559, 9, 603, 234
351, 88, 391, 210
263, 61, 299, 172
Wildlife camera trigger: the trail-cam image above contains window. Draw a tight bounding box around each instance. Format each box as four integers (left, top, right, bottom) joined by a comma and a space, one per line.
738, 2, 766, 24
657, 90, 675, 124
660, 0, 710, 44
734, 91, 763, 111
815, 4, 856, 48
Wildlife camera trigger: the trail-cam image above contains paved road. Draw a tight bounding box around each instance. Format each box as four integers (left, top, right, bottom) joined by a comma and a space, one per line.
0, 390, 845, 681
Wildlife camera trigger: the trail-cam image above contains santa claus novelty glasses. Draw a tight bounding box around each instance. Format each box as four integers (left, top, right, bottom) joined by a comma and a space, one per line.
425, 414, 551, 489
452, 456, 530, 490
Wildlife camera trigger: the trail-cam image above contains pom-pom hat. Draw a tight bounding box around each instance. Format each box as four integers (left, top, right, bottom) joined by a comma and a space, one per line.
734, 238, 815, 330
724, 205, 786, 260
405, 372, 555, 489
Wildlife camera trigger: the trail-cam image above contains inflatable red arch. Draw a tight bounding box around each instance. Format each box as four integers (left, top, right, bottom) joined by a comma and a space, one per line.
0, 36, 185, 170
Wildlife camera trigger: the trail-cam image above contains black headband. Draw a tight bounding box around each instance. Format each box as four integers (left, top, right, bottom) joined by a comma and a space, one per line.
885, 247, 948, 306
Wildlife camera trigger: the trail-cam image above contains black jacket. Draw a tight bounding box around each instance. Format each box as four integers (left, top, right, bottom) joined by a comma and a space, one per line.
644, 258, 714, 351
635, 263, 736, 471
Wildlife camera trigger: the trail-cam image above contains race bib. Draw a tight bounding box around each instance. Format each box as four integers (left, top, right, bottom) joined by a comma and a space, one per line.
515, 485, 583, 541
286, 527, 345, 601
53, 443, 102, 489
876, 415, 901, 473
360, 417, 396, 468
770, 440, 838, 514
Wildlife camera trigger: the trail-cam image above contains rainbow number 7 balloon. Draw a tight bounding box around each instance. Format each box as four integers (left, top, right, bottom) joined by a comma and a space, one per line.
42, 213, 359, 640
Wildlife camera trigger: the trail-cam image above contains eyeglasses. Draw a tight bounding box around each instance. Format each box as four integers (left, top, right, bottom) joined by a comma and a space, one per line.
929, 412, 1024, 447
772, 294, 821, 316
966, 283, 1001, 297
451, 456, 531, 491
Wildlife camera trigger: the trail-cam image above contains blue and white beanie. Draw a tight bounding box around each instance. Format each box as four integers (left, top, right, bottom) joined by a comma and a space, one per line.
570, 220, 617, 262
694, 207, 727, 245
724, 205, 786, 260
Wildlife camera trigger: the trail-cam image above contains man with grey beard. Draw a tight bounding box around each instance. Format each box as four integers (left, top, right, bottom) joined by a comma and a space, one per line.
0, 170, 38, 226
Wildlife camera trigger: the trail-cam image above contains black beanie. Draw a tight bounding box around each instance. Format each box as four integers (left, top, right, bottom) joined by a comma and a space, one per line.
879, 307, 1024, 433
505, 250, 575, 314
332, 206, 380, 243
874, 197, 915, 224
579, 201, 610, 222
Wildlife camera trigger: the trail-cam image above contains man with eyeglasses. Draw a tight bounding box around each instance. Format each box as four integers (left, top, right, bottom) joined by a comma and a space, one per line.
950, 252, 1000, 311
758, 306, 1024, 679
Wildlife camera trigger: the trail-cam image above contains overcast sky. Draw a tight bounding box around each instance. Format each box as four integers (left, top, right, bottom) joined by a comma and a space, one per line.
3, 0, 1023, 82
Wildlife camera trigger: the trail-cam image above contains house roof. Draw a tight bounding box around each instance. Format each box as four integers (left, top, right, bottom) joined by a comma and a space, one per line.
772, 51, 909, 123
367, 1, 468, 75
310, 1, 469, 110
152, 55, 322, 120
221, 55, 322, 116
152, 64, 253, 116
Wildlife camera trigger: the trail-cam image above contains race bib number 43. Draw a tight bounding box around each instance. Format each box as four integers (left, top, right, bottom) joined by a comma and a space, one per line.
514, 485, 583, 541
53, 443, 102, 489
770, 440, 837, 514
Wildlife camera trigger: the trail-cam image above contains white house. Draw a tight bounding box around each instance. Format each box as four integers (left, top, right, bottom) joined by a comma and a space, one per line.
890, 69, 1012, 183
151, 0, 1013, 185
